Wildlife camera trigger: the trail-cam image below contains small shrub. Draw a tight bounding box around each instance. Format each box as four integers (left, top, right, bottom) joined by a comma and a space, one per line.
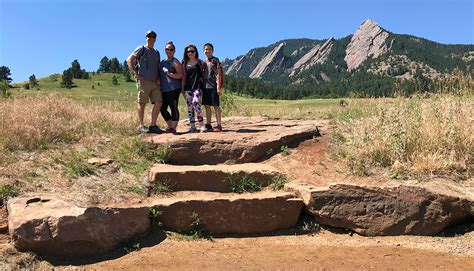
300, 221, 320, 235
151, 181, 172, 195
220, 91, 237, 116
188, 212, 211, 240
149, 207, 162, 228
0, 81, 10, 98
122, 242, 141, 253
270, 175, 287, 190
226, 175, 261, 193
0, 184, 18, 206
280, 145, 291, 156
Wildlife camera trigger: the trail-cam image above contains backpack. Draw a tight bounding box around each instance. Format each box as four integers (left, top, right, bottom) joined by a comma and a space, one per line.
134, 46, 161, 71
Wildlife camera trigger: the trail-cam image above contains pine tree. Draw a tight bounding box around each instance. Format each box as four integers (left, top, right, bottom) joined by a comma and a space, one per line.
70, 59, 83, 78
29, 74, 39, 88
99, 56, 110, 72
61, 69, 74, 88
0, 66, 12, 83
109, 57, 121, 73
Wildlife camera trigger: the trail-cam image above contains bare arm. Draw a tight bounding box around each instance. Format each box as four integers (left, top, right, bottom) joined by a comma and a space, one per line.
216, 63, 223, 95
181, 63, 186, 94
166, 59, 183, 80
126, 54, 143, 81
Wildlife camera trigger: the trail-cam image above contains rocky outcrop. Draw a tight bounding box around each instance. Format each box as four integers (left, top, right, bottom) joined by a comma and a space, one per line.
345, 19, 390, 71
302, 184, 472, 236
249, 43, 285, 79
225, 55, 245, 75
147, 118, 321, 165
149, 163, 282, 192
153, 192, 303, 234
290, 38, 334, 76
8, 197, 150, 257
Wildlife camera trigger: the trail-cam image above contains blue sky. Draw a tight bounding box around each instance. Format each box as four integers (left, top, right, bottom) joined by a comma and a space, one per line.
1, 0, 473, 82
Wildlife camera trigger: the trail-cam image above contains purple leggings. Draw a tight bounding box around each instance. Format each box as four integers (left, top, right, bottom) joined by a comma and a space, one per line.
185, 89, 203, 123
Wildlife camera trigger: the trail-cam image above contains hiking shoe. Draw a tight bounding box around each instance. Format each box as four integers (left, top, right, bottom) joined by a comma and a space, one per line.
137, 125, 149, 134
165, 127, 177, 134
188, 127, 198, 133
199, 126, 206, 133
148, 125, 163, 134
213, 125, 222, 132
203, 124, 213, 132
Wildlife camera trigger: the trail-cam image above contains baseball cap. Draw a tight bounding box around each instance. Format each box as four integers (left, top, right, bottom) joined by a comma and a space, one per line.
146, 30, 157, 38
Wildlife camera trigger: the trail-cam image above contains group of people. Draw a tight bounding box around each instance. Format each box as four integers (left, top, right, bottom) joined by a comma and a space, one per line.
126, 30, 224, 134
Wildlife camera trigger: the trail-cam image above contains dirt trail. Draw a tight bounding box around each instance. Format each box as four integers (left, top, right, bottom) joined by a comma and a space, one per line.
87, 233, 474, 270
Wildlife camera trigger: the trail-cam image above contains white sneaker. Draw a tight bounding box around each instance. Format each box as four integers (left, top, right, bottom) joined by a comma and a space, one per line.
137, 125, 149, 134
199, 126, 206, 133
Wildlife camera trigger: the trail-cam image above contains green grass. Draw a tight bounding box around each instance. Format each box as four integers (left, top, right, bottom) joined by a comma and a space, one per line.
226, 175, 262, 193
269, 175, 288, 190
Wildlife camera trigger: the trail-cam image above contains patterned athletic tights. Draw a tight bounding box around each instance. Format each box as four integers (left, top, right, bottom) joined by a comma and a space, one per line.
185, 89, 203, 123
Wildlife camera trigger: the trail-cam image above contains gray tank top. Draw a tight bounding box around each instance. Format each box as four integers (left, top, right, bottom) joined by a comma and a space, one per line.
159, 58, 182, 92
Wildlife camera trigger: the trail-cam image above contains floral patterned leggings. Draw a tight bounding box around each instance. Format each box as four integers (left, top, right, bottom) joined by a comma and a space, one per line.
185, 89, 203, 123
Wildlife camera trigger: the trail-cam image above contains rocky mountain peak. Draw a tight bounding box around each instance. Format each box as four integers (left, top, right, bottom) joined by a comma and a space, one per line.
344, 19, 390, 71
249, 42, 286, 79
290, 38, 334, 76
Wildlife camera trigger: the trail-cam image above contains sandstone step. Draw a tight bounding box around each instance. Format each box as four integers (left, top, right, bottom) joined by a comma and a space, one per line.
146, 117, 321, 165
8, 192, 303, 257
148, 163, 282, 192
150, 191, 303, 234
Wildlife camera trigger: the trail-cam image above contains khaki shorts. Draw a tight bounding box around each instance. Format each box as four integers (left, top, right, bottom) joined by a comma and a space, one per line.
137, 79, 162, 104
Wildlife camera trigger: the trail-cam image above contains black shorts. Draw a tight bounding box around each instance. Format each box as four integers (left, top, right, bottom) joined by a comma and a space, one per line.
202, 87, 220, 106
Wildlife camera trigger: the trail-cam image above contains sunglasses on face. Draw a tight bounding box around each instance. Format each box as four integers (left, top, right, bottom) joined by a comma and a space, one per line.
147, 36, 156, 39
187, 50, 196, 54
165, 48, 174, 51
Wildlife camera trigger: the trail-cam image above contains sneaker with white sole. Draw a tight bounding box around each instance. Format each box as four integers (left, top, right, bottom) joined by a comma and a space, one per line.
137, 125, 149, 134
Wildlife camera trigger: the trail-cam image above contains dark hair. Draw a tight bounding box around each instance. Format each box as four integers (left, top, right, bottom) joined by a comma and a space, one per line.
183, 44, 199, 64
203, 43, 214, 51
166, 41, 175, 50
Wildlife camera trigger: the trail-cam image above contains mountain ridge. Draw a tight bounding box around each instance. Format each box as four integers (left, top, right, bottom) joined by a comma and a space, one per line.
222, 19, 473, 99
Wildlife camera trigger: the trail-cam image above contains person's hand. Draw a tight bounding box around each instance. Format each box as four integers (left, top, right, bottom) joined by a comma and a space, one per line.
136, 74, 144, 83
217, 87, 222, 96
155, 80, 160, 86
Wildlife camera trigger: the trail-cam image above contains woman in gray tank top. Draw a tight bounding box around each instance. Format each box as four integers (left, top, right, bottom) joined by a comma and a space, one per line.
159, 41, 183, 134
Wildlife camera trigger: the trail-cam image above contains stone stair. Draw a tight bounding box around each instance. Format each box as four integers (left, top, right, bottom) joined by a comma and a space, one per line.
150, 191, 303, 234
148, 163, 282, 193
7, 118, 320, 257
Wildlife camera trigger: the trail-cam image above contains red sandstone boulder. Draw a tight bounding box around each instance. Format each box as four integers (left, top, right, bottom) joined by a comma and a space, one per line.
8, 197, 150, 257
304, 184, 472, 236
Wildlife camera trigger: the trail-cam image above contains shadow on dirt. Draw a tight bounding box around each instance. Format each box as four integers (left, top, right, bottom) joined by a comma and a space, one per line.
42, 229, 167, 266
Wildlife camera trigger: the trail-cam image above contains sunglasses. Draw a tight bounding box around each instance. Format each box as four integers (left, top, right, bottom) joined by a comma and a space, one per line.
187, 50, 196, 54
147, 36, 156, 39
165, 48, 175, 51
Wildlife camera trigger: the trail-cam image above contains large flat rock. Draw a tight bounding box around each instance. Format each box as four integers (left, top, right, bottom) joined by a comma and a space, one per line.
146, 117, 321, 165
149, 163, 282, 192
291, 184, 472, 236
152, 191, 303, 234
7, 197, 150, 257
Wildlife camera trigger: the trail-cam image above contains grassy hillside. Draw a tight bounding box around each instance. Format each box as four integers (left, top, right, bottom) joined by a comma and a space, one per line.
12, 73, 138, 106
